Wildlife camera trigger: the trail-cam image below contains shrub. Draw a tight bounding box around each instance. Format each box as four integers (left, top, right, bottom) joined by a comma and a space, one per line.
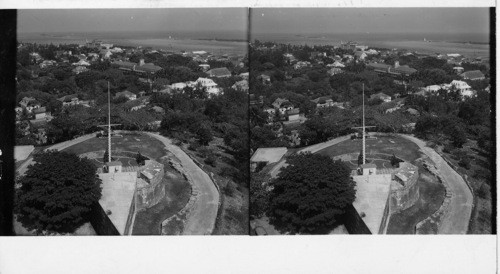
458, 157, 471, 170
188, 142, 200, 151
476, 183, 489, 199
204, 154, 217, 167
223, 183, 235, 197
390, 154, 404, 167
197, 147, 210, 158
443, 144, 455, 154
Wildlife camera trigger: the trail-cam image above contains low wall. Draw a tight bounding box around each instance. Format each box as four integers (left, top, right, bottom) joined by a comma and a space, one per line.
124, 195, 136, 235
160, 158, 198, 235
415, 161, 453, 234
379, 194, 391, 234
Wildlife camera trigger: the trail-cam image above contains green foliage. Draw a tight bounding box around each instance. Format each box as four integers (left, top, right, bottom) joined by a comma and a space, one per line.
204, 154, 217, 167
269, 153, 356, 234
250, 172, 270, 218
223, 182, 235, 197
103, 148, 109, 163
135, 151, 148, 166
458, 157, 471, 170
16, 151, 102, 233
197, 124, 213, 146
390, 154, 403, 167
415, 114, 467, 148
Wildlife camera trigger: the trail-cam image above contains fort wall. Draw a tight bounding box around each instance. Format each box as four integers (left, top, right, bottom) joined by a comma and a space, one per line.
342, 204, 372, 234
389, 162, 420, 214
89, 202, 120, 235
135, 160, 166, 211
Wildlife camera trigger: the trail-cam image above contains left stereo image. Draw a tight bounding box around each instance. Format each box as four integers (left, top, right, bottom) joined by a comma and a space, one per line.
8, 9, 249, 235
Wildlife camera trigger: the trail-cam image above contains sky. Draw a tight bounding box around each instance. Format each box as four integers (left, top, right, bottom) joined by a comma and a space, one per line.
251, 8, 490, 35
18, 9, 248, 33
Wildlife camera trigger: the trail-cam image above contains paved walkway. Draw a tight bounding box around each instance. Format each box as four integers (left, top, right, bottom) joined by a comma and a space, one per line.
16, 134, 96, 177
399, 134, 473, 234
269, 135, 351, 179
146, 132, 219, 235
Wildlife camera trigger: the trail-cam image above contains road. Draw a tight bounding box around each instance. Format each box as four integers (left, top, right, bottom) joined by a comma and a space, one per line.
16, 134, 96, 177
399, 134, 473, 234
146, 132, 219, 235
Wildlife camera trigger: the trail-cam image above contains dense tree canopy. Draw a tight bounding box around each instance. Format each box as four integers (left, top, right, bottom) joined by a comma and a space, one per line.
269, 153, 356, 234
16, 151, 102, 234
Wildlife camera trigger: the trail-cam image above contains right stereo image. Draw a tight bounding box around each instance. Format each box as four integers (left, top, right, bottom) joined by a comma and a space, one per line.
248, 8, 493, 235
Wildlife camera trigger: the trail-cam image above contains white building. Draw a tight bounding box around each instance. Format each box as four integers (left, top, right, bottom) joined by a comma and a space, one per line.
450, 80, 474, 98
72, 59, 91, 66
170, 82, 187, 90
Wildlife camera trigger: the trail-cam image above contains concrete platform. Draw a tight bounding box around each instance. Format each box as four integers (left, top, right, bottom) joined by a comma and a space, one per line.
250, 147, 287, 164
14, 145, 35, 161
352, 174, 392, 234
98, 171, 137, 235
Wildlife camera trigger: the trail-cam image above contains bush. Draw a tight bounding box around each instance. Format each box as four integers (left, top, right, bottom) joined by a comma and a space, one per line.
197, 147, 211, 158
458, 157, 471, 170
452, 149, 467, 161
204, 154, 217, 167
443, 144, 454, 154
188, 142, 200, 151
476, 183, 489, 199
223, 182, 235, 197
390, 154, 404, 167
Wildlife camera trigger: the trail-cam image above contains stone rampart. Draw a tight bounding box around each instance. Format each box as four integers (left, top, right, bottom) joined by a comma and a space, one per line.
389, 162, 420, 214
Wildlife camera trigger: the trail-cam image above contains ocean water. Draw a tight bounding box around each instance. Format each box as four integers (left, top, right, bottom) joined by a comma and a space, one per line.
251, 32, 491, 59
17, 30, 490, 59
18, 30, 248, 56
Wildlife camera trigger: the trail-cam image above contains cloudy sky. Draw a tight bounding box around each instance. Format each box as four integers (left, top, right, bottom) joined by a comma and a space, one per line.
18, 9, 248, 33
251, 8, 490, 34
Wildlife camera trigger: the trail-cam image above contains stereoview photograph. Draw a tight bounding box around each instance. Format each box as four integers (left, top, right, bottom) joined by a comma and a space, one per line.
249, 8, 493, 235
13, 9, 249, 235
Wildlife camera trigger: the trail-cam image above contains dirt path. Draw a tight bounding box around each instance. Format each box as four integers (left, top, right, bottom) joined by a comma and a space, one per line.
399, 134, 473, 234
146, 132, 219, 235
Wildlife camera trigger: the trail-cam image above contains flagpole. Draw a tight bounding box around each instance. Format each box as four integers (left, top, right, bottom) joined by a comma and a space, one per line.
362, 83, 365, 165
108, 81, 111, 163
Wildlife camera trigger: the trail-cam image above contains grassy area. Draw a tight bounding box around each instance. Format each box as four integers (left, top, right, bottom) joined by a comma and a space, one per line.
181, 137, 249, 235
386, 171, 445, 234
132, 160, 191, 235
316, 134, 422, 163
62, 132, 168, 161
